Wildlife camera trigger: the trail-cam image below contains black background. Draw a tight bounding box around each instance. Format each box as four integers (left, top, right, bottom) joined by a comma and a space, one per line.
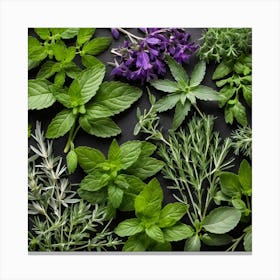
28, 28, 251, 251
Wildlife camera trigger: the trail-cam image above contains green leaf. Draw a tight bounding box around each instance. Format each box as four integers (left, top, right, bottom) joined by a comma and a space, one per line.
150, 241, 172, 251
150, 79, 179, 93
145, 225, 164, 243
28, 124, 32, 138
238, 159, 252, 196
203, 206, 241, 234
119, 193, 137, 212
53, 40, 67, 61
126, 157, 165, 180
162, 223, 193, 242
139, 142, 157, 157
54, 71, 66, 87
75, 146, 105, 173
242, 85, 252, 107
218, 85, 235, 107
119, 141, 142, 169
212, 61, 233, 80
28, 36, 47, 61
216, 77, 231, 88
93, 81, 142, 117
232, 198, 247, 211
77, 65, 105, 104
122, 174, 146, 194
78, 188, 107, 204
166, 55, 188, 85
28, 79, 56, 110
34, 28, 50, 40
66, 150, 78, 174
158, 203, 189, 228
135, 178, 163, 220
114, 218, 144, 237
82, 55, 104, 68
60, 28, 79, 39
244, 228, 252, 251
220, 172, 242, 197
123, 235, 147, 251
224, 104, 234, 124
80, 172, 109, 191
184, 235, 201, 251
108, 185, 124, 208
46, 109, 75, 138
190, 61, 206, 87
53, 91, 72, 108
85, 103, 112, 119
233, 101, 248, 126
28, 59, 40, 70
108, 139, 120, 161
68, 79, 83, 107
154, 94, 181, 112
189, 85, 219, 101
83, 37, 112, 55
64, 47, 76, 63
64, 62, 82, 79
77, 28, 96, 46
79, 116, 121, 138
200, 233, 232, 246
36, 61, 57, 79
114, 174, 130, 190
172, 100, 191, 130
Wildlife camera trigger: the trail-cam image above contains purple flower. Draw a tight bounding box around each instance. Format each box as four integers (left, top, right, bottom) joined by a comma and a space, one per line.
111, 28, 120, 40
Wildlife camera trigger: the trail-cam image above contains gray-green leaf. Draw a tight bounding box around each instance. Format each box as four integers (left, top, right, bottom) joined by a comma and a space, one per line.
172, 101, 191, 130
166, 55, 188, 85
150, 79, 179, 93
184, 234, 201, 251
154, 94, 180, 112
189, 85, 219, 101
190, 61, 206, 87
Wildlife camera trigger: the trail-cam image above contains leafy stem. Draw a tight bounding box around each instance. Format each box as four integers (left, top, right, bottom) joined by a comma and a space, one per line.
64, 116, 78, 153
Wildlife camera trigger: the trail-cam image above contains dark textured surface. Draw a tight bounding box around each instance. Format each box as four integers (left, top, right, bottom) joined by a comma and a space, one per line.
28, 28, 251, 251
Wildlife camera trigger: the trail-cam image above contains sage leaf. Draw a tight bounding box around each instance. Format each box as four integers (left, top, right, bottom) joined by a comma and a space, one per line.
150, 79, 179, 93
189, 60, 206, 87
184, 235, 201, 251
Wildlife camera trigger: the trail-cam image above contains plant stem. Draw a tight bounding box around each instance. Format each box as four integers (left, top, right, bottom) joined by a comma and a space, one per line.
193, 104, 204, 119
64, 118, 78, 153
117, 28, 145, 42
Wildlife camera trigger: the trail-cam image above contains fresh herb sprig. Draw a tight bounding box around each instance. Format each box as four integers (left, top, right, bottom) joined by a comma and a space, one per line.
231, 126, 252, 159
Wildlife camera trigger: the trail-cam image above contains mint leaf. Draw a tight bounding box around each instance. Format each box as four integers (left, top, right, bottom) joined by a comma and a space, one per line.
79, 116, 121, 138
75, 146, 105, 173
78, 188, 107, 204
139, 142, 157, 157
233, 101, 248, 126
36, 61, 57, 79
220, 172, 242, 197
203, 206, 241, 234
53, 91, 72, 108
242, 85, 252, 107
189, 85, 219, 101
60, 28, 79, 39
28, 79, 56, 110
66, 150, 78, 174
158, 203, 189, 228
184, 235, 201, 251
123, 235, 147, 251
166, 55, 188, 85
34, 28, 50, 40
154, 93, 181, 113
238, 159, 252, 196
85, 103, 112, 119
172, 101, 191, 130
83, 37, 112, 55
162, 223, 193, 242
80, 172, 109, 191
28, 36, 47, 61
46, 109, 75, 138
108, 139, 120, 161
28, 59, 40, 70
77, 65, 105, 104
119, 141, 142, 169
53, 40, 67, 61
108, 185, 124, 208
212, 61, 233, 80
189, 61, 206, 87
64, 47, 76, 63
93, 81, 142, 117
150, 79, 179, 93
145, 225, 164, 243
64, 62, 82, 79
114, 218, 144, 237
54, 71, 66, 87
68, 79, 83, 107
82, 55, 103, 68
200, 233, 232, 246
77, 28, 96, 46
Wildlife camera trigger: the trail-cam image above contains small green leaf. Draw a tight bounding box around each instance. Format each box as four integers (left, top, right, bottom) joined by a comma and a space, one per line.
108, 185, 124, 208
150, 79, 179, 93
166, 55, 188, 85
108, 139, 120, 161
233, 101, 248, 126
184, 235, 201, 251
54, 71, 66, 87
232, 198, 247, 211
79, 116, 121, 138
83, 37, 112, 55
66, 150, 78, 174
82, 55, 104, 68
242, 85, 252, 107
119, 141, 142, 169
60, 28, 79, 39
75, 146, 105, 173
162, 223, 194, 242
238, 159, 252, 196
200, 233, 232, 246
65, 47, 76, 63
220, 172, 242, 197
218, 86, 235, 107
154, 94, 181, 112
53, 91, 72, 108
36, 61, 57, 79
46, 109, 75, 138
172, 100, 191, 130
78, 188, 107, 204
145, 225, 164, 243
203, 206, 241, 234
68, 79, 83, 107
34, 28, 50, 40
64, 62, 82, 79
80, 172, 109, 191
77, 28, 96, 46
224, 104, 234, 124
244, 228, 252, 251
123, 235, 147, 251
28, 36, 47, 61
114, 218, 144, 237
190, 61, 206, 87
189, 85, 219, 101
139, 142, 157, 157
158, 203, 189, 228
212, 61, 233, 80
52, 40, 67, 61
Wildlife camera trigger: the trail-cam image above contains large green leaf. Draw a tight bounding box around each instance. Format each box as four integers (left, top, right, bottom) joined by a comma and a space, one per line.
150, 79, 179, 93
172, 101, 191, 130
53, 40, 67, 61
82, 55, 103, 68
154, 93, 181, 112
200, 233, 232, 246
28, 36, 47, 61
189, 61, 206, 87
145, 225, 164, 243
114, 218, 144, 237
162, 223, 193, 242
189, 85, 219, 101
28, 79, 56, 110
83, 37, 112, 55
220, 172, 242, 197
46, 109, 75, 138
77, 28, 96, 46
93, 81, 142, 117
34, 28, 50, 40
203, 206, 241, 234
77, 65, 105, 104
64, 62, 82, 79
166, 55, 188, 85
119, 141, 142, 170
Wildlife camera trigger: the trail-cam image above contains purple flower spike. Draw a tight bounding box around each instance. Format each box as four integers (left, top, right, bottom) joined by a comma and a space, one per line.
111, 28, 120, 40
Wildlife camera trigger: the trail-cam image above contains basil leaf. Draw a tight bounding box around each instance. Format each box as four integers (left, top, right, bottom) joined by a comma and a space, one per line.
28, 59, 40, 70
93, 81, 142, 117
82, 55, 103, 68
60, 28, 79, 39
80, 172, 109, 191
189, 85, 219, 101
165, 55, 188, 85
162, 223, 194, 242
34, 28, 50, 40
119, 141, 142, 169
53, 91, 72, 108
77, 28, 96, 46
75, 146, 105, 173
150, 79, 179, 93
203, 206, 241, 234
184, 234, 201, 251
154, 93, 181, 113
79, 116, 121, 138
158, 203, 189, 228
190, 61, 206, 87
145, 225, 164, 243
66, 150, 78, 174
36, 61, 57, 79
233, 101, 247, 126
108, 185, 124, 208
78, 188, 107, 204
77, 65, 105, 104
212, 61, 233, 80
172, 100, 191, 130
123, 235, 147, 251
46, 109, 75, 138
220, 172, 242, 197
200, 233, 232, 246
83, 37, 112, 55
238, 159, 252, 196
114, 218, 144, 237
28, 79, 56, 110
64, 47, 76, 63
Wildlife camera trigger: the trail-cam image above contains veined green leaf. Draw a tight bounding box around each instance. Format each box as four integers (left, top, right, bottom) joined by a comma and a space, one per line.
172, 101, 191, 130
77, 28, 96, 46
224, 104, 234, 124
154, 93, 181, 112
60, 28, 79, 39
54, 71, 66, 87
82, 55, 104, 68
108, 185, 124, 208
220, 172, 242, 197
108, 139, 120, 161
36, 61, 58, 79
218, 85, 235, 107
201, 233, 232, 246
64, 62, 82, 79
78, 188, 107, 204
139, 142, 157, 157
242, 85, 252, 107
119, 141, 142, 169
189, 85, 219, 101
145, 225, 164, 243
85, 103, 112, 119
238, 159, 252, 196
184, 235, 201, 251
80, 172, 109, 192
53, 91, 71, 108
114, 218, 144, 237
166, 55, 188, 85
83, 37, 112, 55
150, 79, 179, 93
64, 47, 76, 63
28, 36, 47, 61
68, 79, 83, 107
212, 61, 233, 80
122, 235, 147, 251
233, 101, 247, 126
162, 223, 193, 242
53, 40, 67, 61
34, 28, 50, 40
66, 150, 78, 174
190, 61, 206, 87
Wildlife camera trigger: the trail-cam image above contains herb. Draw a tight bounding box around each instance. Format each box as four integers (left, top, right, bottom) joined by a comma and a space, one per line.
231, 126, 252, 159
114, 178, 193, 251
198, 28, 252, 63
75, 139, 164, 219
213, 54, 252, 126
110, 28, 198, 83
28, 122, 123, 251
150, 56, 219, 130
